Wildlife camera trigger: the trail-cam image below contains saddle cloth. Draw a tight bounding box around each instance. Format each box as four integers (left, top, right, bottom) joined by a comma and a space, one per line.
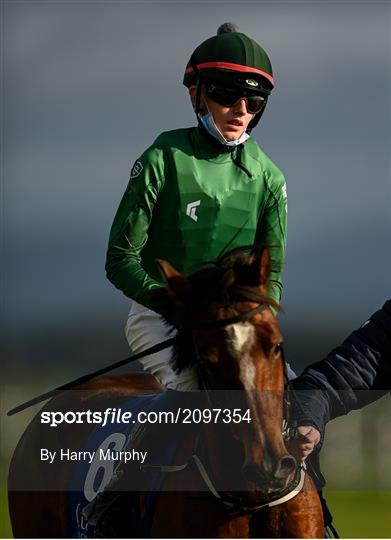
67, 390, 201, 538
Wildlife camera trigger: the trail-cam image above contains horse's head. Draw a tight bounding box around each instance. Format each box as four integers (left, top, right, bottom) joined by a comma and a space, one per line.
150, 246, 296, 502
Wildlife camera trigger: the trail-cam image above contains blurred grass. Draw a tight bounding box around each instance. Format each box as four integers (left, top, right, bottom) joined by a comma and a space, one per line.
0, 459, 12, 538
325, 490, 391, 538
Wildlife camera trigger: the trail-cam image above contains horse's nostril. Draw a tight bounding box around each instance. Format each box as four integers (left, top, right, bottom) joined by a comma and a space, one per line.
274, 455, 296, 479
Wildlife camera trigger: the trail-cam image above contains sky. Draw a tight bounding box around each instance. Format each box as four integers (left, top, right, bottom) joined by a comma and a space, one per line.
2, 0, 390, 371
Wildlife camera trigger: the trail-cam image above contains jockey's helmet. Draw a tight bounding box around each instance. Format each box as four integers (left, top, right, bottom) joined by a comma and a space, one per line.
183, 23, 274, 129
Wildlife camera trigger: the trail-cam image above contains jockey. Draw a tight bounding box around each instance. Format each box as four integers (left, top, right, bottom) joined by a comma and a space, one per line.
84, 23, 320, 536
106, 22, 288, 392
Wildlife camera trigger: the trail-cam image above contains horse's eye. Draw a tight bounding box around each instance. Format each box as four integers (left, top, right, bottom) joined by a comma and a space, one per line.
274, 343, 283, 356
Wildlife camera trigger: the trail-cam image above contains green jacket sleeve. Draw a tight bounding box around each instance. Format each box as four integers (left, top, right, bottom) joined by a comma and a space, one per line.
105, 145, 165, 309
257, 169, 287, 306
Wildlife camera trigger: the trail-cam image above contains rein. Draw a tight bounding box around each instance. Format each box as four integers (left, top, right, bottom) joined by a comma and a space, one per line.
142, 454, 307, 514
191, 456, 307, 512
7, 337, 175, 416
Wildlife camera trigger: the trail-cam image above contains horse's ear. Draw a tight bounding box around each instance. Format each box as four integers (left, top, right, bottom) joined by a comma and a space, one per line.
259, 248, 271, 286
156, 259, 191, 298
244, 248, 270, 287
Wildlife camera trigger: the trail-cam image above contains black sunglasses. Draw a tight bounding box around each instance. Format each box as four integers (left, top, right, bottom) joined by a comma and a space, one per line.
204, 83, 266, 114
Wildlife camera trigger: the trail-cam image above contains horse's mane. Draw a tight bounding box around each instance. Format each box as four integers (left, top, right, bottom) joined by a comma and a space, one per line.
149, 245, 279, 374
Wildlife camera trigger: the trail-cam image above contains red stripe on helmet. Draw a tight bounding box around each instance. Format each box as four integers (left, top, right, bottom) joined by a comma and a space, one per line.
185, 61, 274, 86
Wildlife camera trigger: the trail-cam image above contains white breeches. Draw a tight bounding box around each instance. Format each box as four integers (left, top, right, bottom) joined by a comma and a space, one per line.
125, 300, 199, 391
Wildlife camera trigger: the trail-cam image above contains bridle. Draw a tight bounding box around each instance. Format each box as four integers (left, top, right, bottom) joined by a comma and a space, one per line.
142, 290, 306, 513
190, 289, 296, 439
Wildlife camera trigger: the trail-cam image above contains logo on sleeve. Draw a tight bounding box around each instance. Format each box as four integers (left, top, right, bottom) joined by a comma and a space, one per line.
186, 200, 201, 222
282, 184, 287, 212
130, 161, 143, 179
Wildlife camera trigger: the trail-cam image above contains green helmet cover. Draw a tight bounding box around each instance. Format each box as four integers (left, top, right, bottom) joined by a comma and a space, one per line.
183, 30, 274, 94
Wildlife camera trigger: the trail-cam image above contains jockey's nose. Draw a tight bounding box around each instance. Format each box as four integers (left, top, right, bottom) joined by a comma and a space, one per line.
274, 455, 297, 480
233, 97, 247, 114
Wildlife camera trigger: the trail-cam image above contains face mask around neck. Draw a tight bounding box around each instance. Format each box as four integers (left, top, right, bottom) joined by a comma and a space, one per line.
198, 111, 251, 147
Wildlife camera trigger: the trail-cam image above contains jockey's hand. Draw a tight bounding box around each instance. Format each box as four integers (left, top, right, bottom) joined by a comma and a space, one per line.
285, 425, 321, 462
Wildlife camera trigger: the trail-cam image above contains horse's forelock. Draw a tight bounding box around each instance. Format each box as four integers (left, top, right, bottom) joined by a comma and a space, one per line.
188, 246, 268, 303
152, 246, 277, 374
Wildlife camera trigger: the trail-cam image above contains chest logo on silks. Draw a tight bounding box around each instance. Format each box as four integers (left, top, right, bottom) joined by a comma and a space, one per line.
186, 200, 201, 222
130, 161, 143, 179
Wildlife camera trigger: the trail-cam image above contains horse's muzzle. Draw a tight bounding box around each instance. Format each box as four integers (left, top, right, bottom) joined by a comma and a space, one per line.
242, 454, 297, 491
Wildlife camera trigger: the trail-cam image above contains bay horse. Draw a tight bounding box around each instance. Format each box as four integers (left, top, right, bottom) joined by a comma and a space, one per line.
8, 247, 324, 538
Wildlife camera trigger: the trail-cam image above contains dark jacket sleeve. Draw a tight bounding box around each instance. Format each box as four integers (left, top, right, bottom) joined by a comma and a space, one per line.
291, 300, 391, 436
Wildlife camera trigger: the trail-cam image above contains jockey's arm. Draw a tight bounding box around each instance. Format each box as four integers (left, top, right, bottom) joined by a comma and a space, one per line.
105, 150, 164, 309
256, 171, 287, 307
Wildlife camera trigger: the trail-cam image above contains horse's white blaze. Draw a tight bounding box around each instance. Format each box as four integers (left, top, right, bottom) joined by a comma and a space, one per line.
226, 322, 266, 450
240, 359, 257, 390
226, 322, 256, 389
